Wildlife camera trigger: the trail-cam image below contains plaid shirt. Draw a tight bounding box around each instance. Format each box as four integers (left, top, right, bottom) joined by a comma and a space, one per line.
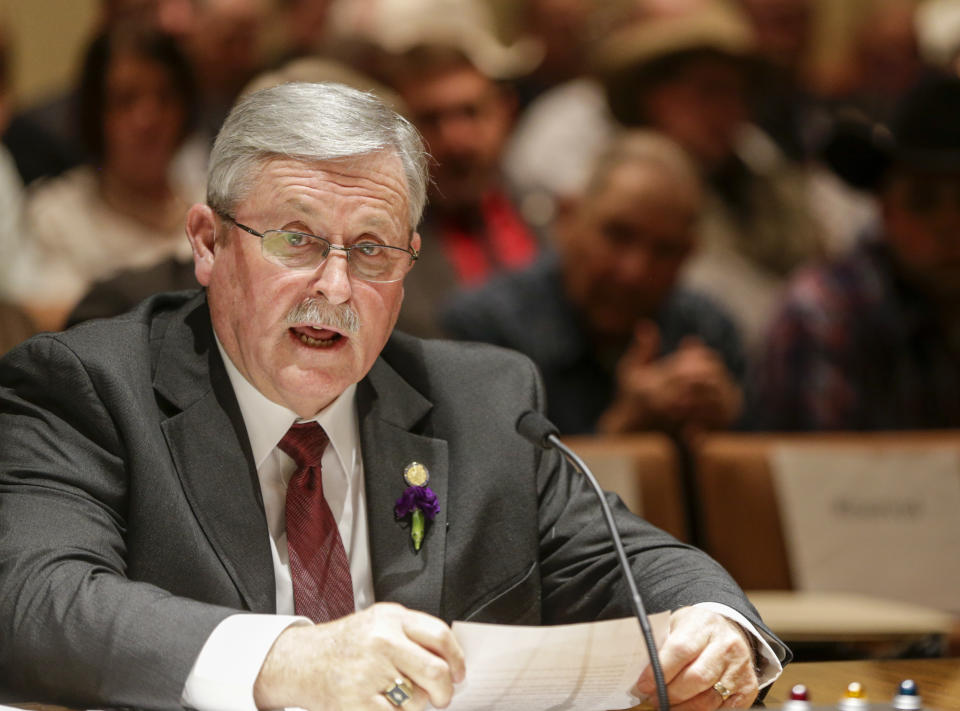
751, 234, 960, 430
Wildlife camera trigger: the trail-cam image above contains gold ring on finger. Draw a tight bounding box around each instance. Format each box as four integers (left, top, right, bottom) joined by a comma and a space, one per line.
713, 681, 733, 702
383, 677, 414, 707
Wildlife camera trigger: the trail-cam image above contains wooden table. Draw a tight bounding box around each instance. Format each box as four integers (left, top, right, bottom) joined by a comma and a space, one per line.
765, 658, 960, 709
11, 659, 960, 711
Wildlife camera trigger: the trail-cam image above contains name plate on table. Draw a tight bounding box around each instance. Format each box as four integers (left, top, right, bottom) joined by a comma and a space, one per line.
770, 446, 960, 613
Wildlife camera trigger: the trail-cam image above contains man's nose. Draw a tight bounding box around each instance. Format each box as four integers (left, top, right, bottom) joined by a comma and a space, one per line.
615, 248, 651, 285
310, 250, 353, 304
436, 113, 479, 155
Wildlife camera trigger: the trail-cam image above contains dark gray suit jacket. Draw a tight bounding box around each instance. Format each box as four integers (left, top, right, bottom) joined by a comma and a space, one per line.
0, 291, 786, 709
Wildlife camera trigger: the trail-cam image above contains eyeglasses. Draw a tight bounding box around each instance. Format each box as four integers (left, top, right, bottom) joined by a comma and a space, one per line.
218, 213, 419, 283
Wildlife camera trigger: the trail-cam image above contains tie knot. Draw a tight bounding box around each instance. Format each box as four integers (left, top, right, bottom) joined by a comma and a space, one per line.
279, 422, 329, 467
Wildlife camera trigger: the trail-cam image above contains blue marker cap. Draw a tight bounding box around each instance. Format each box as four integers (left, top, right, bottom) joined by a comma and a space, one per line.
898, 680, 918, 696
894, 679, 922, 710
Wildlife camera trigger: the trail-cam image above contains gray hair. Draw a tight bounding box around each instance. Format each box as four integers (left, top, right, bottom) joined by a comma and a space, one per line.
207, 82, 429, 230
584, 129, 703, 210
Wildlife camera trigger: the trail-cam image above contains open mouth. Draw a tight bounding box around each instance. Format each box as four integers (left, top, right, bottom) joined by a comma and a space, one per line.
289, 325, 345, 348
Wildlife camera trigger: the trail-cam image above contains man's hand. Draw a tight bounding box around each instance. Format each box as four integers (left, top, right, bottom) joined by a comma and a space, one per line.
598, 322, 742, 436
254, 602, 466, 711
632, 607, 759, 710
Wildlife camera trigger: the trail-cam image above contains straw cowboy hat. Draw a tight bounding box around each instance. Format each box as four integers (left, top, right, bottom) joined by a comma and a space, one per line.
330, 0, 543, 79
592, 0, 757, 126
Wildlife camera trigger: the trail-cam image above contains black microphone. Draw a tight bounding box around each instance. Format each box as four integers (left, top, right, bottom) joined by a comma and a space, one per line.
516, 410, 671, 711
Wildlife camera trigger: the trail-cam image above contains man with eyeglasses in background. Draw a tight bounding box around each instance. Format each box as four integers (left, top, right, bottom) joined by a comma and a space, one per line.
444, 130, 745, 439
0, 82, 786, 711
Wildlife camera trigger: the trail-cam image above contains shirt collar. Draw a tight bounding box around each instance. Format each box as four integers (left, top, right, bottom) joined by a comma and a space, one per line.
214, 336, 359, 473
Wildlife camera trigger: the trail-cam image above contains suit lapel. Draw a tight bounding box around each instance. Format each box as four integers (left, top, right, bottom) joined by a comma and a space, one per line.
153, 296, 276, 613
359, 355, 448, 619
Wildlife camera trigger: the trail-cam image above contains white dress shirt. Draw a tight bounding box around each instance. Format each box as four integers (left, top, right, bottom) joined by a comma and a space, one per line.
182, 340, 374, 710
182, 341, 782, 710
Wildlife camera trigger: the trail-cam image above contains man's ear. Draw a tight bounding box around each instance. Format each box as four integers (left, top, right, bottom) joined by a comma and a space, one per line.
185, 203, 218, 286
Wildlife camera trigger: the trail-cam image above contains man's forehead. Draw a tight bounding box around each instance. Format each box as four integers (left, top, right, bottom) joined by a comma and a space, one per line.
241, 153, 411, 224
250, 153, 405, 195
257, 150, 405, 178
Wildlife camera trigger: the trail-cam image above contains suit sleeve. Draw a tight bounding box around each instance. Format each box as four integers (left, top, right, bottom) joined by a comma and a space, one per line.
522, 357, 789, 663
0, 335, 236, 709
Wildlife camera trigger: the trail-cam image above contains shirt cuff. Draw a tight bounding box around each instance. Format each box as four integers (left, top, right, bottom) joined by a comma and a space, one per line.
692, 602, 784, 688
182, 613, 311, 711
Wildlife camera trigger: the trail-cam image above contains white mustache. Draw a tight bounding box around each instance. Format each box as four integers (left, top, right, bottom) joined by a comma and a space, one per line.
285, 298, 360, 335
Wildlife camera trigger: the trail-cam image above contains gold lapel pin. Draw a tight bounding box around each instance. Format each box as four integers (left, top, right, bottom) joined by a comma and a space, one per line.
403, 461, 429, 487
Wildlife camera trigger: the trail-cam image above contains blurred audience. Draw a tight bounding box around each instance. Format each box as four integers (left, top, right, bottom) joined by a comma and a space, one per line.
737, 0, 822, 161
270, 0, 334, 64
916, 0, 960, 77
187, 0, 266, 139
102, 0, 199, 41
7, 23, 198, 332
506, 0, 827, 358
387, 37, 544, 337
443, 130, 744, 437
599, 0, 827, 358
67, 56, 404, 326
832, 0, 925, 125
752, 76, 960, 430
506, 0, 602, 110
3, 0, 201, 187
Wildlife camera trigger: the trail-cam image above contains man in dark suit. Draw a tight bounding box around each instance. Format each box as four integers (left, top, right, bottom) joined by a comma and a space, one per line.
0, 82, 786, 711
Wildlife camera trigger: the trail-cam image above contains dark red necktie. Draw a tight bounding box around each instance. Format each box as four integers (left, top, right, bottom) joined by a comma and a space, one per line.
279, 422, 355, 622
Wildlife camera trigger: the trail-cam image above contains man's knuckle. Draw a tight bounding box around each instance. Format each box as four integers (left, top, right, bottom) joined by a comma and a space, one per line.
695, 667, 718, 688
421, 659, 449, 685
367, 629, 393, 655
721, 634, 748, 658
671, 638, 700, 662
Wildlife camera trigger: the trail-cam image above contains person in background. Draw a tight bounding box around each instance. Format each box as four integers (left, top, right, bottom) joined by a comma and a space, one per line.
7, 23, 198, 332
444, 130, 744, 438
387, 39, 543, 337
186, 0, 266, 139
2, 0, 200, 187
597, 0, 826, 359
505, 0, 827, 357
0, 81, 787, 711
269, 0, 334, 65
102, 0, 199, 42
830, 0, 926, 125
66, 55, 404, 327
736, 0, 820, 162
505, 0, 598, 110
752, 75, 960, 430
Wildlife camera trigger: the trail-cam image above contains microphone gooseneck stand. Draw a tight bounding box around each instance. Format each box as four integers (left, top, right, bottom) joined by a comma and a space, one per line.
516, 411, 671, 711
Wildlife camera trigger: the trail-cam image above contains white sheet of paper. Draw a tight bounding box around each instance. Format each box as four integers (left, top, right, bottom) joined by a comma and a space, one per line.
438, 612, 670, 711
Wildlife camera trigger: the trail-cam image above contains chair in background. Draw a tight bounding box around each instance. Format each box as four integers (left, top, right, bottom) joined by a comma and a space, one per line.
693, 431, 960, 657
561, 433, 688, 542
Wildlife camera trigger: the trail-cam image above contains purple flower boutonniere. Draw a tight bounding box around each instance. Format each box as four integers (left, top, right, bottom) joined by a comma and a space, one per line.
394, 462, 439, 551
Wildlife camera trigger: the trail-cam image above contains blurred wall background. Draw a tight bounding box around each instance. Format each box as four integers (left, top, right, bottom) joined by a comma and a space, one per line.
0, 0, 99, 108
